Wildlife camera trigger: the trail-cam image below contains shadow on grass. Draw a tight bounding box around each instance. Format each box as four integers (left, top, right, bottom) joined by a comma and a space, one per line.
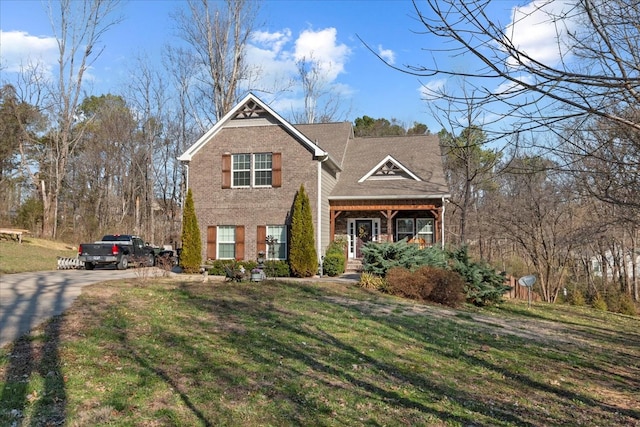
353, 299, 640, 425
166, 280, 537, 426
0, 275, 67, 425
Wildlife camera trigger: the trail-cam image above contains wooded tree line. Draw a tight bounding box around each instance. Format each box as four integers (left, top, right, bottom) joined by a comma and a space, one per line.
419, 0, 640, 304
1, 0, 638, 304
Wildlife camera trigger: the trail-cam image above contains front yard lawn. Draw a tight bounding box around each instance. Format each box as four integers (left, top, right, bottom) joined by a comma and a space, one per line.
1, 278, 638, 426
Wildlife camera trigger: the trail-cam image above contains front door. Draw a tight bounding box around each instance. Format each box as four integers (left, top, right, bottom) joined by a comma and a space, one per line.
355, 220, 373, 258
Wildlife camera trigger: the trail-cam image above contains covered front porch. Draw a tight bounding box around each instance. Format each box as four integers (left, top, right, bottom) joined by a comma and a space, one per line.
329, 199, 445, 259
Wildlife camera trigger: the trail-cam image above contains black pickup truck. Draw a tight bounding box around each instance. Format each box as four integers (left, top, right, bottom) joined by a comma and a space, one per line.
78, 234, 156, 270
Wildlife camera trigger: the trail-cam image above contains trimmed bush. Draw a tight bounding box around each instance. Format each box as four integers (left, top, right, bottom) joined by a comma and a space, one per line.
323, 252, 345, 276
204, 259, 290, 278
448, 246, 510, 306
264, 260, 290, 278
386, 266, 466, 307
289, 185, 317, 277
180, 188, 202, 274
204, 259, 239, 276
362, 241, 508, 306
323, 239, 347, 276
361, 240, 447, 276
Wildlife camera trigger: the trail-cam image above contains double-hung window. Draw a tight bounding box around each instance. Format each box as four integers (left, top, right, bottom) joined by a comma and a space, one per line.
232, 154, 251, 187
266, 225, 287, 260
396, 218, 435, 245
224, 152, 280, 189
254, 153, 273, 187
217, 226, 236, 259
416, 218, 434, 245
231, 153, 272, 187
396, 218, 414, 242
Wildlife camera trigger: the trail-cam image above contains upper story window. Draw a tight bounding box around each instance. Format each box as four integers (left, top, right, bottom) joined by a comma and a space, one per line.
233, 154, 251, 187
223, 152, 281, 189
253, 153, 273, 187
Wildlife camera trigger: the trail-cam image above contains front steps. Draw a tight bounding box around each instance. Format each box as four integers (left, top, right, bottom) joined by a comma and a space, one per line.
346, 258, 363, 273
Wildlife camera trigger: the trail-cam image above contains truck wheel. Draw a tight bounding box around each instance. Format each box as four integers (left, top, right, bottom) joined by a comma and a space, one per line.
146, 253, 155, 267
117, 257, 128, 270
85, 262, 95, 270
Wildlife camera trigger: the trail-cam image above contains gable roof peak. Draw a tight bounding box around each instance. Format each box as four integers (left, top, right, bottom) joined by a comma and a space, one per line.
358, 155, 422, 183
178, 92, 328, 162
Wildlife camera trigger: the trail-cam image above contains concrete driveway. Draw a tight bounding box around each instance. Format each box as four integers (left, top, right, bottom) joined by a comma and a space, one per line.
0, 268, 140, 348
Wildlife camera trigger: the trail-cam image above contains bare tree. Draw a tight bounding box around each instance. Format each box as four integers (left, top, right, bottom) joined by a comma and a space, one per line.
173, 0, 260, 125
17, 0, 122, 238
160, 45, 202, 247
492, 155, 586, 302
369, 0, 640, 136
431, 82, 501, 248
292, 55, 350, 124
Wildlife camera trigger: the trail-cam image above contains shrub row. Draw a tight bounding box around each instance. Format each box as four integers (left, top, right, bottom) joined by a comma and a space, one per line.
204, 259, 290, 278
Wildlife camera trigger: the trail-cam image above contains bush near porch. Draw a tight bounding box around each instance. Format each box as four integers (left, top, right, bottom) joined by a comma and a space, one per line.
360, 241, 510, 306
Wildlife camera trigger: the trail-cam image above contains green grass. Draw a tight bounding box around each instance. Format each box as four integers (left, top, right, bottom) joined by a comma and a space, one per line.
0, 238, 77, 273
1, 277, 639, 426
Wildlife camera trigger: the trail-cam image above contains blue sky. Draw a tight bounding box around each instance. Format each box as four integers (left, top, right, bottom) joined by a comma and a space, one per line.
1, 0, 559, 134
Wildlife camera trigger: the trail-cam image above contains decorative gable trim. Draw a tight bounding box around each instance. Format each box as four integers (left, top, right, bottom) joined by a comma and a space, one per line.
358, 155, 422, 183
178, 93, 328, 162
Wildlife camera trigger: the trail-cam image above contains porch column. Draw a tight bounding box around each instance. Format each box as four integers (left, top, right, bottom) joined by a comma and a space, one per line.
330, 210, 342, 242
380, 209, 398, 242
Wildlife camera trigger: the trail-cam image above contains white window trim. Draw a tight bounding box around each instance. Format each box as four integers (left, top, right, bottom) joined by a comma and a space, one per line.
231, 154, 251, 188
231, 152, 273, 188
266, 225, 287, 260
416, 218, 435, 244
217, 225, 236, 260
396, 218, 415, 242
253, 152, 273, 188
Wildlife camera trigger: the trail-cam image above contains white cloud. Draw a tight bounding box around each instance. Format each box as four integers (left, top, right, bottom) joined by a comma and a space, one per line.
251, 29, 292, 56
293, 27, 351, 81
245, 27, 352, 108
418, 78, 447, 101
377, 45, 395, 65
0, 30, 57, 74
505, 0, 577, 67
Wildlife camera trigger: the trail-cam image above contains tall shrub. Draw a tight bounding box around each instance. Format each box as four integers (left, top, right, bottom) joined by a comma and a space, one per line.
289, 184, 317, 277
323, 239, 347, 276
180, 188, 202, 274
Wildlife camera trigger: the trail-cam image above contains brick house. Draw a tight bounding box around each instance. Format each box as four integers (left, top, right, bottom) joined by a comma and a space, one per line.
178, 93, 450, 265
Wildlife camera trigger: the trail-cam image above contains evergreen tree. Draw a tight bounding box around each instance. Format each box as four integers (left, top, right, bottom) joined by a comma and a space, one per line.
289, 184, 317, 277
180, 188, 202, 274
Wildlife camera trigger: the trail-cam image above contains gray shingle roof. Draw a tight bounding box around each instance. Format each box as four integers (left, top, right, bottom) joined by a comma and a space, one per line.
295, 122, 352, 168
295, 123, 450, 199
